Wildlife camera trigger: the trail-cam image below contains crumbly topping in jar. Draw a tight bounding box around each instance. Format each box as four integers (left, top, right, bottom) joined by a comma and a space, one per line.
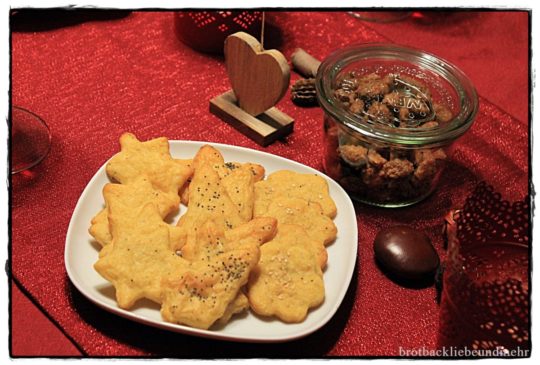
328, 71, 454, 205
334, 72, 452, 129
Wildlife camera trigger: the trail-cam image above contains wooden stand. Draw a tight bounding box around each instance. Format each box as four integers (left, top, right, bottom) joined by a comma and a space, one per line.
210, 90, 294, 147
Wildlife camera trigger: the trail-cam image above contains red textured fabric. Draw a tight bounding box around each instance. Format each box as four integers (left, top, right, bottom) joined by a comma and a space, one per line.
10, 11, 529, 357
10, 282, 82, 356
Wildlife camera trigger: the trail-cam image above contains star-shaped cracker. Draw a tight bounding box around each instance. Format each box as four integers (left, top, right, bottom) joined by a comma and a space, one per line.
254, 170, 337, 219
89, 208, 112, 247
94, 202, 188, 309
106, 132, 192, 195
247, 224, 325, 323
90, 133, 191, 247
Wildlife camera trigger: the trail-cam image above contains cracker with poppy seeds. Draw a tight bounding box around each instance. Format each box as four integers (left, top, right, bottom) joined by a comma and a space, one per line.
161, 248, 258, 329
254, 170, 337, 219
89, 176, 181, 247
260, 197, 337, 268
180, 217, 277, 323
160, 217, 277, 329
215, 291, 250, 327
174, 145, 254, 254
182, 214, 277, 263
180, 160, 265, 220
247, 224, 325, 323
215, 162, 265, 222
174, 145, 269, 321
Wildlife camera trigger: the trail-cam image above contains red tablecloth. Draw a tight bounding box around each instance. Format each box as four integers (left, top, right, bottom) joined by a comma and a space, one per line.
10, 11, 529, 357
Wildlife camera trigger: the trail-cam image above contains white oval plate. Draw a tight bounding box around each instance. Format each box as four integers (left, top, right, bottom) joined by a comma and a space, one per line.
65, 141, 358, 343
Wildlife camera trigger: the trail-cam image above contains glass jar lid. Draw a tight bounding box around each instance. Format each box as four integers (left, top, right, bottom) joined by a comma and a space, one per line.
316, 43, 479, 147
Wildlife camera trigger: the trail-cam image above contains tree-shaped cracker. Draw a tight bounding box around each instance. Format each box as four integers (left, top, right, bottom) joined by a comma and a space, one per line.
161, 217, 276, 329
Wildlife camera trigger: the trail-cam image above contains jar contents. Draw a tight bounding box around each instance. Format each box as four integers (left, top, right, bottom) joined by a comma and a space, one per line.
327, 72, 454, 206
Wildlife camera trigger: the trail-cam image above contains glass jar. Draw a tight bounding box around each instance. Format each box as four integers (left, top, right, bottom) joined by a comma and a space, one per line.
316, 43, 478, 207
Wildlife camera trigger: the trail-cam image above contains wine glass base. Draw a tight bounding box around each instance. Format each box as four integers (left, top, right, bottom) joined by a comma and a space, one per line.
10, 106, 51, 174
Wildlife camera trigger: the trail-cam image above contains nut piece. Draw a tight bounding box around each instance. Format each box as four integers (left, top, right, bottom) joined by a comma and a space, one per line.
419, 121, 439, 129
399, 107, 413, 123
367, 102, 393, 124
338, 144, 368, 168
414, 159, 439, 181
291, 78, 318, 107
382, 159, 414, 179
356, 73, 392, 98
413, 148, 447, 181
334, 89, 354, 105
367, 149, 387, 168
349, 99, 365, 114
414, 148, 447, 165
434, 103, 453, 123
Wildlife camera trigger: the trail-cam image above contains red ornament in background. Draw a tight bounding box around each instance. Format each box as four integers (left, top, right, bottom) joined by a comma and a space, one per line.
174, 11, 263, 54
438, 183, 530, 354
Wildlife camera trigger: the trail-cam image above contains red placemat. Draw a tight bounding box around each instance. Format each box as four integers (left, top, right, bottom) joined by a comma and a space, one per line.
10, 11, 529, 357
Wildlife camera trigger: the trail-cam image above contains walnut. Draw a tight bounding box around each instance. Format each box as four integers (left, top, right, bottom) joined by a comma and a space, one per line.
381, 159, 414, 179
291, 78, 317, 106
338, 144, 368, 168
367, 149, 387, 167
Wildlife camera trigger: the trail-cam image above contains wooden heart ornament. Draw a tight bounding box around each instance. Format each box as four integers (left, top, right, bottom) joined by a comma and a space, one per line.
224, 32, 290, 116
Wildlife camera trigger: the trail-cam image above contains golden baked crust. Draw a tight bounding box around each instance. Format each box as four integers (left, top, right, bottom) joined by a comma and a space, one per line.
91, 133, 337, 328
254, 170, 337, 219
161, 218, 276, 329
247, 224, 325, 323
94, 203, 188, 309
90, 133, 191, 247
